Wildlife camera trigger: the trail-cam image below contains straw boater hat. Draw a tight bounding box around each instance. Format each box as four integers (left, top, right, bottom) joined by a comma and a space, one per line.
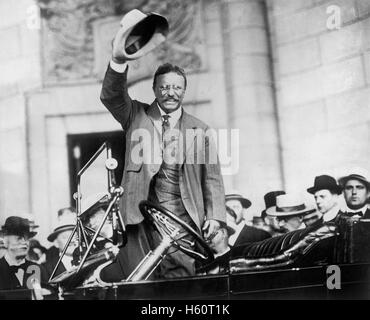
1, 216, 37, 238
113, 9, 169, 61
225, 192, 251, 209
266, 194, 316, 218
307, 175, 342, 195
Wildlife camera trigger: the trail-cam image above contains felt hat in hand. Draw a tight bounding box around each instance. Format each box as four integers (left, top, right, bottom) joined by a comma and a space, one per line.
114, 9, 169, 61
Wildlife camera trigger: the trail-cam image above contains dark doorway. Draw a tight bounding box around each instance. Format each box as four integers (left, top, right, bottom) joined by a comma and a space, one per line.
67, 131, 125, 206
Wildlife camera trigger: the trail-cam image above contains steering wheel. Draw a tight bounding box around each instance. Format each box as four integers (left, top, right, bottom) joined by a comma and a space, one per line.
139, 200, 214, 264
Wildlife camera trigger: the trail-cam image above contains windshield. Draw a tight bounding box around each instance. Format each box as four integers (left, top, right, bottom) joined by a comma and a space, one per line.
77, 143, 111, 215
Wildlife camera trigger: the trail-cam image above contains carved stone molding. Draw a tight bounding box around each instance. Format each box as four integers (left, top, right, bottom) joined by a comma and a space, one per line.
38, 0, 206, 84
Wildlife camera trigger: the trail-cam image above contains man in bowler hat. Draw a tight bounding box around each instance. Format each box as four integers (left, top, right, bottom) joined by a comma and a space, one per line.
307, 175, 343, 223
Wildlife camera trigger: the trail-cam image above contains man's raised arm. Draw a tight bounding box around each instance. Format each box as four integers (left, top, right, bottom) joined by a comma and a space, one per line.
100, 25, 135, 130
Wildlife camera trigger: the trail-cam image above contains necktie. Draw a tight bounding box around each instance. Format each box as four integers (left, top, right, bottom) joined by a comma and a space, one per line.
162, 114, 170, 134
162, 114, 170, 149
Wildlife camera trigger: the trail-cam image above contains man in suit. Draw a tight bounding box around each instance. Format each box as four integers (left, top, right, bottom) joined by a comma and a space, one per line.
197, 221, 234, 275
226, 206, 271, 247
43, 219, 78, 280
339, 169, 370, 218
0, 216, 47, 298
260, 191, 286, 237
307, 175, 343, 223
99, 16, 225, 279
45, 207, 76, 265
225, 193, 271, 245
82, 202, 114, 251
266, 194, 317, 233
226, 192, 253, 226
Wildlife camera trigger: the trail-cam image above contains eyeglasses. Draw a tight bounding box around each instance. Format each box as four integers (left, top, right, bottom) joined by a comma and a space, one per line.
158, 85, 184, 95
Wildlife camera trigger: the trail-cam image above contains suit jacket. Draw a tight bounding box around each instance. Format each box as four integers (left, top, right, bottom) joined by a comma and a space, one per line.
362, 208, 370, 219
0, 257, 41, 292
100, 66, 226, 231
234, 225, 271, 247
196, 251, 230, 274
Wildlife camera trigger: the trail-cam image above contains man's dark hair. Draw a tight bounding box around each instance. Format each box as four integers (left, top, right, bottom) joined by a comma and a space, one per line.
152, 63, 187, 89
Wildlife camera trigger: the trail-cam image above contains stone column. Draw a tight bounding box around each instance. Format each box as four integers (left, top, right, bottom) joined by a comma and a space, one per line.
220, 0, 283, 211
0, 0, 42, 223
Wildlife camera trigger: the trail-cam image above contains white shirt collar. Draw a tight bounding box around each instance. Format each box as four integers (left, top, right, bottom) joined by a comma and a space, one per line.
214, 247, 231, 258
298, 222, 306, 230
228, 221, 245, 246
157, 103, 182, 129
323, 204, 340, 222
346, 204, 369, 216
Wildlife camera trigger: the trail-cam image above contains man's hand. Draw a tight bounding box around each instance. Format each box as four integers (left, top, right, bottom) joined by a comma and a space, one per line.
111, 27, 128, 64
202, 219, 221, 239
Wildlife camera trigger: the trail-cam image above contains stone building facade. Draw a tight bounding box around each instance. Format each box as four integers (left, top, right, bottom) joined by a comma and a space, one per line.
0, 0, 369, 243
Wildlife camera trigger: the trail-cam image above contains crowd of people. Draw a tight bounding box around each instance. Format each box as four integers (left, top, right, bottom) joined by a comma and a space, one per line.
0, 167, 369, 296
198, 169, 370, 273
0, 203, 114, 297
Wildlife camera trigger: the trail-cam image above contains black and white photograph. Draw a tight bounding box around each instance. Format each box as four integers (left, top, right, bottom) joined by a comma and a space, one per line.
0, 0, 370, 304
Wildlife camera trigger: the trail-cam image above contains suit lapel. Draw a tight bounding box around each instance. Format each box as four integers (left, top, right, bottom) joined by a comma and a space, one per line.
146, 101, 161, 124
179, 110, 201, 166
141, 101, 162, 170
363, 208, 370, 219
